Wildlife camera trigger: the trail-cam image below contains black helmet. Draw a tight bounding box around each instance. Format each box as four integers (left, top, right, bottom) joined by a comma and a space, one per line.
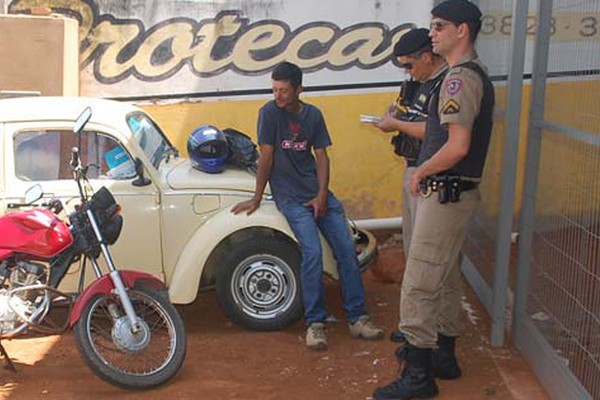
223, 128, 259, 174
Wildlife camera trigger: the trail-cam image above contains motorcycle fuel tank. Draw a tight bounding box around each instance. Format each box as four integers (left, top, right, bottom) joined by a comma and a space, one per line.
0, 209, 73, 259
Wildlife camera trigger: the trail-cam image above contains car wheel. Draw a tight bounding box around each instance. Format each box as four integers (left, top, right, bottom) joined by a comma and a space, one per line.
216, 236, 303, 331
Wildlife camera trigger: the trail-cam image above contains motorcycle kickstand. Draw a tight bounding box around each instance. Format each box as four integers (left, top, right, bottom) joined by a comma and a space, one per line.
0, 340, 16, 372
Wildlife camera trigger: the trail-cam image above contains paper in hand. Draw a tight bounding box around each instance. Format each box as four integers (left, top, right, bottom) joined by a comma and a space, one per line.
360, 114, 382, 123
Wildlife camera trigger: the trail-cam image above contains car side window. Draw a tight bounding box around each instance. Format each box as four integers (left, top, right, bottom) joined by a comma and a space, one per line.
14, 130, 135, 181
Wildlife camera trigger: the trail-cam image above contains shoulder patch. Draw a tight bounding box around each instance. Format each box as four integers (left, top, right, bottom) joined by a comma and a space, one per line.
445, 78, 463, 96
442, 99, 460, 115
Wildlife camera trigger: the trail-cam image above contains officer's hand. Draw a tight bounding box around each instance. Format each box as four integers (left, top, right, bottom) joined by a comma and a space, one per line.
231, 199, 261, 215
409, 172, 421, 196
375, 116, 399, 133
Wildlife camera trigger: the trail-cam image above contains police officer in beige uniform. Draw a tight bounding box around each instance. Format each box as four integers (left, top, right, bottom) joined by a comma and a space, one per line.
374, 1, 494, 399
375, 28, 447, 272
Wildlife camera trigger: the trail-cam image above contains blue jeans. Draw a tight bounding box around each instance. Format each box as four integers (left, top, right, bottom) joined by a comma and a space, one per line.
279, 192, 367, 325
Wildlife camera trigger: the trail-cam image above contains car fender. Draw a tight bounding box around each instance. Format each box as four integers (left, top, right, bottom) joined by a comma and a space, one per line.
69, 270, 165, 327
167, 202, 337, 304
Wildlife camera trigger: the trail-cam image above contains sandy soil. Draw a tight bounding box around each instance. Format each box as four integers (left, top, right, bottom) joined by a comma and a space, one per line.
0, 242, 548, 400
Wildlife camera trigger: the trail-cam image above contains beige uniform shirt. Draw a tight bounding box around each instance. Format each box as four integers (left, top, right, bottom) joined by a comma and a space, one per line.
438, 51, 487, 132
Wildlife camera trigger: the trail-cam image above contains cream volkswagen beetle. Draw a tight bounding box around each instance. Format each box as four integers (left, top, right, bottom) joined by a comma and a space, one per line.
0, 96, 377, 331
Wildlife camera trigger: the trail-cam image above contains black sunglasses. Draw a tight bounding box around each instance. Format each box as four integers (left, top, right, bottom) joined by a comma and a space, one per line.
398, 48, 428, 70
430, 20, 455, 32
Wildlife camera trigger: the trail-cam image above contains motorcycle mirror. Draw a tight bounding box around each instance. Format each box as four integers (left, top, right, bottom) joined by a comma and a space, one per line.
24, 184, 43, 204
73, 106, 92, 134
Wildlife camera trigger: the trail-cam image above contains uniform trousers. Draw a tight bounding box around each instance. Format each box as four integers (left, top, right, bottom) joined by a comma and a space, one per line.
399, 188, 480, 348
401, 166, 418, 257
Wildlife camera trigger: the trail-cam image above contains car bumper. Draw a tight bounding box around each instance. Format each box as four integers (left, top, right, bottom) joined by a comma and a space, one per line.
353, 226, 379, 272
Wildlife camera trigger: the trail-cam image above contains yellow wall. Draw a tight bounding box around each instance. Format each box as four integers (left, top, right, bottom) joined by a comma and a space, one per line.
142, 79, 600, 220
534, 80, 600, 217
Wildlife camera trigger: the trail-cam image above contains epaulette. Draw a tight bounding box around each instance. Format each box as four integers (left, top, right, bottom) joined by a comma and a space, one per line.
447, 67, 463, 75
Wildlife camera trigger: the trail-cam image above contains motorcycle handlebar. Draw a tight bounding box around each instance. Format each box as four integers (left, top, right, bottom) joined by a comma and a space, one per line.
70, 147, 80, 170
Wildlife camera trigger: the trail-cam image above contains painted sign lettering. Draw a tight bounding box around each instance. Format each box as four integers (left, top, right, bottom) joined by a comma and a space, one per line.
9, 0, 414, 85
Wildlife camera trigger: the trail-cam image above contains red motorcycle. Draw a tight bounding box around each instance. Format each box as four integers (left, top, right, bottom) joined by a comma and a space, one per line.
0, 107, 186, 389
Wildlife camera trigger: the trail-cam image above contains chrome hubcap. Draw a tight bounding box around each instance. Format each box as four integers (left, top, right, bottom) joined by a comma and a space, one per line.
231, 254, 297, 320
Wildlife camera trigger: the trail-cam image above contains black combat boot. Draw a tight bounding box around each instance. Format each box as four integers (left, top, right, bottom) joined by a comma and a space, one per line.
431, 333, 461, 380
373, 344, 439, 400
393, 332, 462, 380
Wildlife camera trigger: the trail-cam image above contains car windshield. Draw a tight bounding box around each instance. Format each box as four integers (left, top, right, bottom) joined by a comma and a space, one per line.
126, 112, 177, 168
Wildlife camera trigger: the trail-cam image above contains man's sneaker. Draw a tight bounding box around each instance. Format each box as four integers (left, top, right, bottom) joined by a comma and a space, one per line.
349, 315, 384, 340
306, 322, 328, 351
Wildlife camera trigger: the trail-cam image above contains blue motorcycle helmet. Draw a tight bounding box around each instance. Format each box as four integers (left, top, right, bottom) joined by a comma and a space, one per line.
187, 125, 229, 173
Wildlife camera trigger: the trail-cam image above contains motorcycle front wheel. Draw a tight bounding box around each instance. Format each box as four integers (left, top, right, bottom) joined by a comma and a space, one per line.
73, 286, 186, 390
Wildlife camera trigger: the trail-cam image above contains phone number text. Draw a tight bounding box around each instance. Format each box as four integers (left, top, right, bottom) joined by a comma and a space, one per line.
480, 12, 599, 41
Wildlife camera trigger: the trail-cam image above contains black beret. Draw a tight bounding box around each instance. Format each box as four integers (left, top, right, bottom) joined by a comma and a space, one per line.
393, 28, 431, 57
431, 0, 482, 24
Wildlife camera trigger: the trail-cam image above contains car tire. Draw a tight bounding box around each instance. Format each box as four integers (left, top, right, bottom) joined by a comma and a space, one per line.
216, 236, 303, 331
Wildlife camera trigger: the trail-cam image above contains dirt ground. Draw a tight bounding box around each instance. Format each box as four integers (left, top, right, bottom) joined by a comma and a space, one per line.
0, 239, 549, 400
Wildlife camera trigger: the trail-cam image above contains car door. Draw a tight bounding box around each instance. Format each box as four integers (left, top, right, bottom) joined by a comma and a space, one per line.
3, 121, 164, 292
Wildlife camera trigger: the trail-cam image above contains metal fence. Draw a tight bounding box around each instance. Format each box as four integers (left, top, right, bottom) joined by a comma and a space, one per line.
513, 0, 600, 398
457, 0, 600, 398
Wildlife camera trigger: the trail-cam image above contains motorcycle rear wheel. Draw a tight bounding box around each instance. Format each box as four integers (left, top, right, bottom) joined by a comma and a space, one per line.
73, 286, 186, 390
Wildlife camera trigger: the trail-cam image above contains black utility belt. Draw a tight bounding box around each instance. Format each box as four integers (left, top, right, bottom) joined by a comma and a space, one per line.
419, 174, 479, 204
